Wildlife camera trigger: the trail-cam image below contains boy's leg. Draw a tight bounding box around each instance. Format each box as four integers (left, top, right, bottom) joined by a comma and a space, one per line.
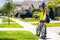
44, 23, 47, 34
38, 30, 40, 36
36, 30, 40, 37
36, 30, 40, 35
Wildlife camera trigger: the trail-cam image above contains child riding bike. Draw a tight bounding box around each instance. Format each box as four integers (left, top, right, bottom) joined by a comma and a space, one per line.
36, 5, 50, 39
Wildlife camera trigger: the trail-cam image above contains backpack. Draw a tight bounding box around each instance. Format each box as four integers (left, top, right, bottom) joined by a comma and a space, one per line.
45, 13, 50, 23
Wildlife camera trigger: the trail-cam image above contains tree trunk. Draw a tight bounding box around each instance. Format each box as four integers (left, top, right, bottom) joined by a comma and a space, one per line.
8, 14, 10, 25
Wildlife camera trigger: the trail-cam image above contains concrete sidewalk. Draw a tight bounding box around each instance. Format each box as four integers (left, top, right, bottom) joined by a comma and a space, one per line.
47, 27, 60, 34
10, 18, 60, 40
0, 28, 28, 31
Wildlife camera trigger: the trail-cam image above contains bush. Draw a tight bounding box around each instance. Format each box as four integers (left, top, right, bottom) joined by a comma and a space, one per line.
47, 0, 55, 12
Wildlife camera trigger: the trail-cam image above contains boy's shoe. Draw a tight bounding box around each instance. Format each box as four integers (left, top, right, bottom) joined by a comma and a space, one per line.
41, 36, 45, 39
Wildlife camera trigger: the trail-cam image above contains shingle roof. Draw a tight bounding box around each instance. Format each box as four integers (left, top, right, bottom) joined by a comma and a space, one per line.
13, 1, 43, 10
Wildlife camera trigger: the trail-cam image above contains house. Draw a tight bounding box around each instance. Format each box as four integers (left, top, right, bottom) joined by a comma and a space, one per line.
13, 2, 22, 12
13, 1, 43, 11
55, 4, 60, 17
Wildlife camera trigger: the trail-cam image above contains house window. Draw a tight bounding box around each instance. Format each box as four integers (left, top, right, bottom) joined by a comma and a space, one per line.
55, 7, 60, 16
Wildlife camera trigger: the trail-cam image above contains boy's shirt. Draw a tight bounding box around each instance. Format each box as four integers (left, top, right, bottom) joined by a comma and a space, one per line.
38, 12, 46, 20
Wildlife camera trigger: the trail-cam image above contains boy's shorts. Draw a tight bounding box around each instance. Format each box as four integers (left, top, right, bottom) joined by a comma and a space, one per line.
36, 27, 42, 32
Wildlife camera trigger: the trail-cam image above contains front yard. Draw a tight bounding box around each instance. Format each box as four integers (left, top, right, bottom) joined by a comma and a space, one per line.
0, 17, 22, 28
0, 31, 38, 40
19, 18, 39, 22
0, 16, 14, 22
0, 22, 22, 28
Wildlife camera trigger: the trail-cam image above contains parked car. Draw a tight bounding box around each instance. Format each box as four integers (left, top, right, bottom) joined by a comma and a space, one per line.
15, 10, 33, 19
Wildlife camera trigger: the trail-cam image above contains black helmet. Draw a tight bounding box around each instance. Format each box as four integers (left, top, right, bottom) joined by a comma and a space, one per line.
39, 5, 43, 8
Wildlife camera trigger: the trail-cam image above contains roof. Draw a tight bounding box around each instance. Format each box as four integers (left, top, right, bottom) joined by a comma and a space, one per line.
13, 1, 43, 10
13, 2, 23, 4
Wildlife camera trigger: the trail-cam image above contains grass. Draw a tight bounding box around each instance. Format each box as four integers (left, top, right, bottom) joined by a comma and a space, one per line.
3, 19, 14, 22
2, 18, 14, 22
11, 16, 16, 18
19, 18, 39, 22
0, 31, 38, 40
32, 23, 60, 27
0, 16, 22, 28
46, 23, 60, 27
0, 23, 22, 28
0, 16, 14, 22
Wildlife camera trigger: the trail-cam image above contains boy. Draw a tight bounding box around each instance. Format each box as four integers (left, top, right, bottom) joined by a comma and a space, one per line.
36, 5, 47, 38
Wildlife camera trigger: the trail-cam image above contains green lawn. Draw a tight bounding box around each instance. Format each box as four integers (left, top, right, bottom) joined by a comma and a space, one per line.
3, 19, 14, 22
19, 18, 39, 22
0, 17, 22, 28
0, 23, 22, 28
32, 23, 60, 27
0, 31, 38, 40
0, 17, 14, 22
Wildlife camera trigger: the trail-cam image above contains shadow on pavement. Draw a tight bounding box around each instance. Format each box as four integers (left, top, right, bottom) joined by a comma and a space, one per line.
40, 38, 51, 40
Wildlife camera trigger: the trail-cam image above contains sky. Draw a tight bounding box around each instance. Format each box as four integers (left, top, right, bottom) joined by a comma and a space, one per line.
0, 0, 43, 7
0, 0, 24, 7
0, 0, 5, 7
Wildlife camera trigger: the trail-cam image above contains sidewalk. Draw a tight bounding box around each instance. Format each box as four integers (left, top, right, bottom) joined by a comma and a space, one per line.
0, 28, 28, 31
10, 18, 60, 40
47, 27, 60, 34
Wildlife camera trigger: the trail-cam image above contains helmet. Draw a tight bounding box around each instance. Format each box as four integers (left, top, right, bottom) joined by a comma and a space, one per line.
39, 5, 43, 8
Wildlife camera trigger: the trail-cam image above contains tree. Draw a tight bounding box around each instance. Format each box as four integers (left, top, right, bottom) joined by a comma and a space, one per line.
55, 0, 60, 4
47, 0, 55, 11
46, 0, 60, 20
47, 0, 60, 11
2, 0, 15, 25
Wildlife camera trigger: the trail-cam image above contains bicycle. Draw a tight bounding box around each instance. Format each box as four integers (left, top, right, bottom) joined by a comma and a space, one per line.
36, 22, 47, 39
40, 24, 46, 39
